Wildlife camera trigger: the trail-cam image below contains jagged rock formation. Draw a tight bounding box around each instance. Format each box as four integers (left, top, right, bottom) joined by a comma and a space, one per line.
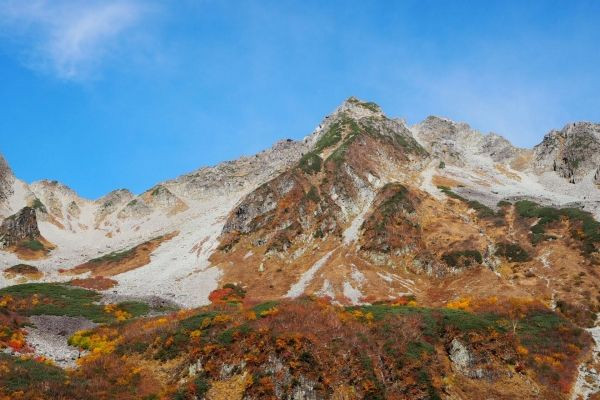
0, 154, 13, 205
534, 122, 600, 183
413, 115, 527, 167
0, 207, 41, 248
164, 138, 309, 201
94, 189, 135, 226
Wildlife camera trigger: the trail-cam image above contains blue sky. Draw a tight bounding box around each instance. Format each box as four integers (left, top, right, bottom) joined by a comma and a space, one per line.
0, 0, 599, 199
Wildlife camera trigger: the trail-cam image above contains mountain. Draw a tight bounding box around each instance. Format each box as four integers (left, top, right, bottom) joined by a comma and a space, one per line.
1, 97, 599, 399
1, 97, 600, 307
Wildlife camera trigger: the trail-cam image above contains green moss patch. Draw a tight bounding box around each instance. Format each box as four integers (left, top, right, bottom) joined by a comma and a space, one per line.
442, 250, 483, 268
298, 152, 322, 174
494, 243, 531, 262
438, 186, 496, 219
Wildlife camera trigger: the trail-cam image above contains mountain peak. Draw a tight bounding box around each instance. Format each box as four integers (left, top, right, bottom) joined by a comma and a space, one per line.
335, 96, 384, 118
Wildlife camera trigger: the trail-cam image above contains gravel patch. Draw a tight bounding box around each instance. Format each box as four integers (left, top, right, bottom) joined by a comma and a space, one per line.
25, 315, 97, 368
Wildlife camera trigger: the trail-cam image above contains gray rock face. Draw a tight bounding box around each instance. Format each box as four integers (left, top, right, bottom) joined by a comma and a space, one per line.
117, 198, 152, 219
165, 138, 309, 201
29, 180, 81, 219
144, 185, 181, 209
94, 188, 135, 225
448, 338, 485, 379
0, 154, 14, 204
413, 116, 522, 165
264, 354, 319, 400
481, 134, 520, 163
0, 206, 41, 248
221, 174, 287, 234
533, 122, 600, 183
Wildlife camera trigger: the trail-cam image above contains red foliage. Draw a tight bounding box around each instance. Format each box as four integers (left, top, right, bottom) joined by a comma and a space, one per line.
208, 287, 235, 303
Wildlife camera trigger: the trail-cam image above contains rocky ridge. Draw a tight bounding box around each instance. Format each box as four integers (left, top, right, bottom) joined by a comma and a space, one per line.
0, 97, 598, 308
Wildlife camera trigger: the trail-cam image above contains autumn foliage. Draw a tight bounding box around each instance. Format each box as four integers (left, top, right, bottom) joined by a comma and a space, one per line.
0, 283, 594, 399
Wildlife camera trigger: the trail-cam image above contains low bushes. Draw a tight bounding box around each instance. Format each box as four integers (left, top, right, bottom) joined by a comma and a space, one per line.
441, 250, 483, 268
494, 242, 531, 262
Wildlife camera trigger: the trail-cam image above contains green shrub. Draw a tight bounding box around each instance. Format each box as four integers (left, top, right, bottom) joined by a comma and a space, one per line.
178, 311, 218, 331
406, 341, 434, 359
379, 183, 414, 217
0, 354, 66, 392
347, 304, 504, 337
305, 186, 320, 203
347, 97, 381, 113
514, 200, 600, 252
442, 250, 482, 268
118, 301, 150, 318
494, 243, 531, 262
31, 198, 47, 212
438, 187, 495, 218
252, 301, 279, 316
313, 228, 324, 238
497, 200, 511, 208
314, 122, 343, 153
298, 152, 322, 174
18, 239, 44, 251
89, 247, 135, 263
193, 375, 211, 397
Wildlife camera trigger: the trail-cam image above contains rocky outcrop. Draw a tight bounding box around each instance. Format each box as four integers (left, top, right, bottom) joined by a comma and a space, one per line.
140, 185, 188, 215
94, 188, 134, 225
0, 154, 14, 204
533, 122, 600, 183
359, 183, 422, 254
448, 338, 485, 379
117, 198, 153, 219
413, 116, 522, 165
30, 180, 82, 220
0, 207, 41, 248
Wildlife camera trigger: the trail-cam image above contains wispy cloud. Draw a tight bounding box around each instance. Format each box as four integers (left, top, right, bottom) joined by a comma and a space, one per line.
0, 0, 150, 80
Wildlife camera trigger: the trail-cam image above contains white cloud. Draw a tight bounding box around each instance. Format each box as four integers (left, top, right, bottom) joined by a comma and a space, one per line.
0, 0, 150, 80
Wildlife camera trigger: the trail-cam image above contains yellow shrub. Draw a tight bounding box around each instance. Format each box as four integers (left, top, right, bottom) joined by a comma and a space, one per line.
446, 297, 472, 311
516, 345, 529, 356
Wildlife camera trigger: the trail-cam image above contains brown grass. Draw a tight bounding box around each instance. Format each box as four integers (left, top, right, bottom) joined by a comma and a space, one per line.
431, 175, 463, 188
510, 151, 533, 171
8, 237, 55, 260
3, 264, 43, 280
63, 231, 179, 276
495, 163, 522, 181
70, 276, 119, 290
